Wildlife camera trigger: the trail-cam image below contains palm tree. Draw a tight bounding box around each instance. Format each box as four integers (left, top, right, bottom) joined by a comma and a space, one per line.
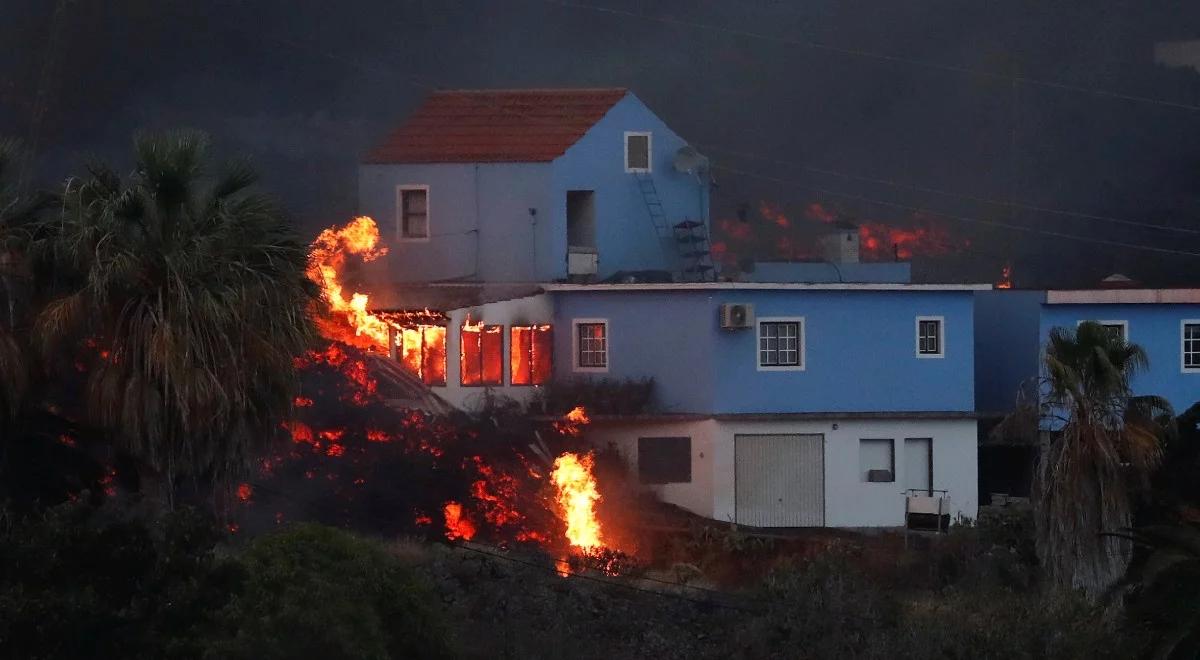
0, 137, 44, 433
31, 130, 317, 507
1035, 321, 1172, 596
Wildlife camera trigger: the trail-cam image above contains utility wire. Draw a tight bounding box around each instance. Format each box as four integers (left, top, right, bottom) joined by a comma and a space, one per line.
702, 145, 1200, 238
714, 164, 1200, 259
535, 0, 1200, 114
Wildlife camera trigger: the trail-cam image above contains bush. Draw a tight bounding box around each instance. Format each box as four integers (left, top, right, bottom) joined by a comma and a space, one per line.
0, 503, 240, 659
208, 524, 453, 660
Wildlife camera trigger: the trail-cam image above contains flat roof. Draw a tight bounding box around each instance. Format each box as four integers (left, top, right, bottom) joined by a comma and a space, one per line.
1046, 289, 1200, 304
543, 282, 991, 292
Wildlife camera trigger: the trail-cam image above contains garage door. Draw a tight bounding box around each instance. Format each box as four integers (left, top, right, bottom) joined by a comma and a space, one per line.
735, 434, 824, 527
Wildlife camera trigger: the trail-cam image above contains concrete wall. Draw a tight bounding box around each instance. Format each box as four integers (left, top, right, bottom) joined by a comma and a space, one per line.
430, 294, 554, 411
585, 419, 717, 519
1040, 302, 1200, 413
552, 288, 976, 414
586, 417, 978, 527
358, 162, 552, 282
974, 290, 1043, 414
551, 93, 710, 280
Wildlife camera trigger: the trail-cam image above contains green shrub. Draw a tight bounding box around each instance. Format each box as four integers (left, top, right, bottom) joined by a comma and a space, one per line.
208, 524, 453, 660
0, 503, 239, 659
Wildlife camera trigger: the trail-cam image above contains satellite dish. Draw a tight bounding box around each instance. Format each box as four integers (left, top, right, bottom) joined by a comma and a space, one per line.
673, 145, 709, 175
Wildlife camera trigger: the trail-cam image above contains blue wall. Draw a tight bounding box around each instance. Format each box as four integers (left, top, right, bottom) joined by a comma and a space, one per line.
974, 290, 1043, 414
552, 288, 976, 414
357, 92, 709, 283
358, 162, 551, 282
1040, 303, 1200, 413
551, 94, 709, 280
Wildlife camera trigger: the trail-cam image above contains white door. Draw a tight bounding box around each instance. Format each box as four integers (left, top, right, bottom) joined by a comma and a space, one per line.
735, 434, 824, 527
904, 438, 933, 494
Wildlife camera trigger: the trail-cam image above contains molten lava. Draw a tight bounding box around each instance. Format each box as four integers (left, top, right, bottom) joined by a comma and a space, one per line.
308, 216, 391, 349
550, 452, 604, 551
443, 501, 477, 541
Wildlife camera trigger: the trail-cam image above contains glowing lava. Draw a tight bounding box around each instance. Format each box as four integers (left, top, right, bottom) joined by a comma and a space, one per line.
550, 452, 603, 551
308, 216, 390, 348
443, 501, 477, 541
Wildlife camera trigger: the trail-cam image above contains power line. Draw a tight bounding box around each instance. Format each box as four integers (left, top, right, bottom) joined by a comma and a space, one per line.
702, 145, 1200, 237
535, 0, 1200, 114
714, 164, 1200, 259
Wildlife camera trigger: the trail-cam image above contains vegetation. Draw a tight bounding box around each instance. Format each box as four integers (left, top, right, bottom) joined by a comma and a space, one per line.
1034, 321, 1172, 596
26, 131, 317, 505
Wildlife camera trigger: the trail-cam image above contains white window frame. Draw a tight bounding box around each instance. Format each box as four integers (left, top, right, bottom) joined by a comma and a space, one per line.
572, 318, 609, 373
395, 184, 431, 242
1182, 319, 1200, 373
915, 315, 945, 359
756, 316, 806, 371
1077, 319, 1128, 342
624, 131, 652, 173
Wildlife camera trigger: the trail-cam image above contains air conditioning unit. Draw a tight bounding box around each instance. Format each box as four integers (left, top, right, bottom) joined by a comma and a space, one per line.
719, 303, 754, 329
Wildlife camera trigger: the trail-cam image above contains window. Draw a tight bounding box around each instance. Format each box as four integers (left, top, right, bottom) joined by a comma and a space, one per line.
510, 325, 553, 385
397, 185, 429, 240
1184, 321, 1200, 372
757, 318, 804, 370
916, 316, 944, 357
859, 439, 895, 482
397, 325, 446, 386
624, 132, 651, 172
573, 320, 608, 371
460, 323, 503, 386
1079, 319, 1127, 342
638, 437, 691, 484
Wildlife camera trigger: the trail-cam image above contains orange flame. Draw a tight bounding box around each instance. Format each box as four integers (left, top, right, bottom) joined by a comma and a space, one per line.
554, 405, 591, 437
550, 452, 603, 550
308, 216, 391, 348
997, 263, 1013, 289
443, 501, 476, 541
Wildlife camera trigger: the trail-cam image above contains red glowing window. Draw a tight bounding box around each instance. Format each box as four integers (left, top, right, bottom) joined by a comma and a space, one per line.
399, 325, 447, 386
461, 324, 503, 386
510, 325, 553, 385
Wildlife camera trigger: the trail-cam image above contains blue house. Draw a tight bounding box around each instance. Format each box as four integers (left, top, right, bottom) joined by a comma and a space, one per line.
358, 88, 984, 528
974, 287, 1200, 503
358, 88, 712, 284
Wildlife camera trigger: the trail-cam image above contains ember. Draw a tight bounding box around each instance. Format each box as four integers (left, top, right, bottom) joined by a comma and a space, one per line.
997, 263, 1013, 289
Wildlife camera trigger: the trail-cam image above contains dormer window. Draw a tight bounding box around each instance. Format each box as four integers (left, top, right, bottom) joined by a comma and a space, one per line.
397, 185, 429, 240
624, 132, 651, 173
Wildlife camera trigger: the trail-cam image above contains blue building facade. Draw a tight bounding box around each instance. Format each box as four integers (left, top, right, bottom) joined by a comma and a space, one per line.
358, 89, 709, 283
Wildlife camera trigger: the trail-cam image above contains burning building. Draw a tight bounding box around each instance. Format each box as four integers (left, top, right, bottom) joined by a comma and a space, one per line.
304, 87, 994, 532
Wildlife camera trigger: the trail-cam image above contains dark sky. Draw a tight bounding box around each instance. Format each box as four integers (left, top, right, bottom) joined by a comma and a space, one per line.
4, 0, 1200, 286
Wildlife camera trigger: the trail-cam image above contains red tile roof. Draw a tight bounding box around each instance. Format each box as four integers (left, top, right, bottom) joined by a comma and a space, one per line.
364, 88, 629, 163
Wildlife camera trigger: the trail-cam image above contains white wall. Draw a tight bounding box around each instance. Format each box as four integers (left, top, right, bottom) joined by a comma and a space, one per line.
584, 417, 978, 528
583, 419, 717, 519
431, 294, 554, 411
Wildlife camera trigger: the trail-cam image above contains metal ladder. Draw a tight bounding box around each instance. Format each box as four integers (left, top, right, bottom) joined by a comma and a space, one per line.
634, 173, 716, 281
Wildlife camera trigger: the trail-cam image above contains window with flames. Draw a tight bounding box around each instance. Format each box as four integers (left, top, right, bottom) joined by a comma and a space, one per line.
510, 325, 553, 385
461, 323, 504, 386
397, 325, 447, 386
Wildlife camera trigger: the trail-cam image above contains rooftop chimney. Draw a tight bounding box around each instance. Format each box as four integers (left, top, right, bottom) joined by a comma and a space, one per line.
818, 220, 860, 264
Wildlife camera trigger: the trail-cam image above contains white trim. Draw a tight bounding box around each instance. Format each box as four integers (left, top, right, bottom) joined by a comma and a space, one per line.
1077, 319, 1128, 342
756, 316, 806, 371
1047, 289, 1200, 304
543, 282, 991, 292
624, 131, 652, 173
571, 318, 609, 373
395, 184, 431, 242
915, 315, 945, 359
1182, 319, 1200, 373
